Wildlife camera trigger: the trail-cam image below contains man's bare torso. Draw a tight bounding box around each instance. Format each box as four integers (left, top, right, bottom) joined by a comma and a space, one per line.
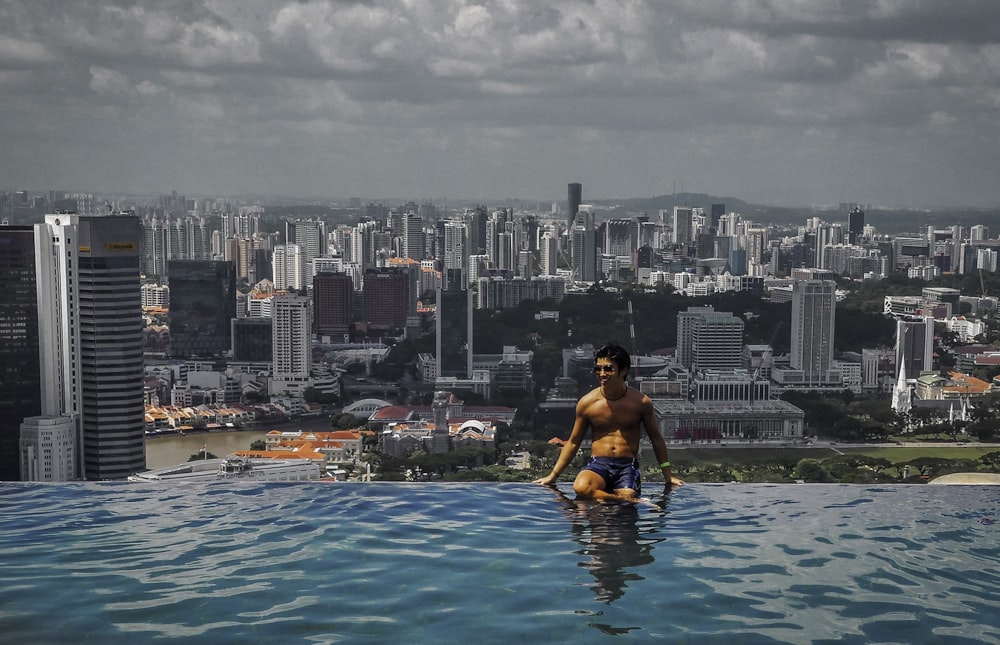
578, 386, 648, 458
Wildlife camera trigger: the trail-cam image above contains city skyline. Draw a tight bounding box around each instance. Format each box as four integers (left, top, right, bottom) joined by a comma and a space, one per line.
2, 1, 1000, 209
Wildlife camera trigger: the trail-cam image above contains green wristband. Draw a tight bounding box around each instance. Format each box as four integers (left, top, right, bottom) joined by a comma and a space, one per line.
659, 461, 671, 469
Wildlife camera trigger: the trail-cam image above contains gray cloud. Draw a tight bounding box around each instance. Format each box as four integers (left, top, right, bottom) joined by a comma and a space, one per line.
1, 0, 998, 207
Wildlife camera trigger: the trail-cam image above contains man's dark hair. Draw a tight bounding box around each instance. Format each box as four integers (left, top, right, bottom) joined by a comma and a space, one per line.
595, 343, 631, 377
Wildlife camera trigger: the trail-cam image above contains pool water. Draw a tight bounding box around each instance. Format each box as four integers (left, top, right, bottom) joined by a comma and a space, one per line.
1, 482, 997, 644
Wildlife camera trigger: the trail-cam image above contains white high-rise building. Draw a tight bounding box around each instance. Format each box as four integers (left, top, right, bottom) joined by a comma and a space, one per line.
273, 244, 305, 291
271, 295, 312, 396
31, 213, 145, 480
403, 212, 425, 260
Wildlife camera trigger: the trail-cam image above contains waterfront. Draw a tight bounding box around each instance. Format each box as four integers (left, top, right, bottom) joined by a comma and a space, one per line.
144, 417, 336, 469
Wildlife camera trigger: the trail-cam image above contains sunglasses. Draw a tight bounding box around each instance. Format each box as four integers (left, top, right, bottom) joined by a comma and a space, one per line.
593, 365, 617, 374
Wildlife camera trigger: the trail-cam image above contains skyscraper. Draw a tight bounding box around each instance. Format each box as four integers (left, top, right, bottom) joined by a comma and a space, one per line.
676, 306, 745, 373
790, 279, 837, 384
571, 207, 596, 282
272, 294, 312, 396
0, 226, 41, 480
313, 271, 354, 338
168, 260, 237, 359
672, 207, 694, 245
361, 268, 409, 333
437, 268, 473, 378
895, 316, 934, 382
567, 182, 582, 230
847, 207, 865, 245
33, 214, 145, 480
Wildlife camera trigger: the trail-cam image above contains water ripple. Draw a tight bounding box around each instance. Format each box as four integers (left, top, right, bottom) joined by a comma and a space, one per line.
0, 482, 998, 643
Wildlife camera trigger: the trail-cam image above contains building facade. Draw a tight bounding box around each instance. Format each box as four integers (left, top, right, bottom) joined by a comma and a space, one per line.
33, 214, 146, 480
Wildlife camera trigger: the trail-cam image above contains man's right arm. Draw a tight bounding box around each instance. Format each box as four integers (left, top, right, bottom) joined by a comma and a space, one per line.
534, 398, 590, 485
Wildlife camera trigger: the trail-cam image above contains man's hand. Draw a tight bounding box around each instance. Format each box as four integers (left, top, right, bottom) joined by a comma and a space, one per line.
534, 474, 557, 486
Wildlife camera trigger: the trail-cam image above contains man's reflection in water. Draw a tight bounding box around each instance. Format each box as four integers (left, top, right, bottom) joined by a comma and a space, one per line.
550, 485, 669, 604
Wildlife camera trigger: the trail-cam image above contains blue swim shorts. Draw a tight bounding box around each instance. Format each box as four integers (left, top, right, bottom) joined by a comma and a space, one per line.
581, 456, 641, 494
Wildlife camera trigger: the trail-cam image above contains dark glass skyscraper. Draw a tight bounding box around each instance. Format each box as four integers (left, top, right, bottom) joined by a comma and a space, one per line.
848, 207, 865, 245
168, 260, 237, 358
231, 317, 273, 362
567, 182, 582, 229
0, 226, 41, 480
313, 271, 354, 339
436, 268, 473, 378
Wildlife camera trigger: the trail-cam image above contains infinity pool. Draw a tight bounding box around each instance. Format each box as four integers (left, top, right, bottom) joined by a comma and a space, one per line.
1, 482, 997, 643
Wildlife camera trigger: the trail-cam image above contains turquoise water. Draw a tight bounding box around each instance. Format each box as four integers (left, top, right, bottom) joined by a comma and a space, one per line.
1, 483, 997, 644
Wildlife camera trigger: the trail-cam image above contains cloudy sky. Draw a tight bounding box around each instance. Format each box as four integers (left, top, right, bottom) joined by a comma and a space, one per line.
2, 0, 999, 208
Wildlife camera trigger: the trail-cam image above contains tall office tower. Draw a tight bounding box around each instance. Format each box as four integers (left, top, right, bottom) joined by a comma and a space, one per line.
361, 268, 408, 333
234, 236, 254, 281
142, 215, 169, 277
517, 250, 534, 279
605, 219, 637, 257
437, 268, 473, 378
34, 213, 145, 481
273, 243, 305, 290
167, 215, 208, 261
716, 212, 737, 237
0, 226, 41, 480
350, 220, 379, 269
970, 225, 989, 241
895, 316, 934, 381
443, 220, 468, 286
271, 294, 312, 395
496, 231, 516, 271
403, 212, 425, 260
286, 220, 326, 287
746, 227, 768, 264
571, 207, 596, 282
186, 215, 210, 260
313, 272, 354, 338
847, 207, 865, 245
710, 204, 725, 231
540, 233, 558, 276
167, 260, 237, 359
521, 215, 539, 252
467, 206, 489, 254
567, 182, 582, 229
790, 280, 837, 384
977, 247, 998, 272
224, 207, 262, 240
672, 207, 694, 245
676, 306, 745, 373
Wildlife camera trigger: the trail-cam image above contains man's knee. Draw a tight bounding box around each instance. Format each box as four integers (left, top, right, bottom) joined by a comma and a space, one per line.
573, 473, 604, 498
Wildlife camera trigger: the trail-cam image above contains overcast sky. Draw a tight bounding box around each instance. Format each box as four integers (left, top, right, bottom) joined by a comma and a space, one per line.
2, 0, 999, 208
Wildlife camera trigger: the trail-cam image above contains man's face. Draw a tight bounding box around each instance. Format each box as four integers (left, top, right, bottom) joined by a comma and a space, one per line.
593, 358, 623, 386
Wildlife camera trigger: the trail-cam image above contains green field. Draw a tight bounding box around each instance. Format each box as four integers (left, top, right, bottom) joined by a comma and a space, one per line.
659, 445, 998, 467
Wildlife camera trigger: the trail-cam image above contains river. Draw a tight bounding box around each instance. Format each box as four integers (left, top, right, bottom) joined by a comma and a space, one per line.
143, 417, 337, 470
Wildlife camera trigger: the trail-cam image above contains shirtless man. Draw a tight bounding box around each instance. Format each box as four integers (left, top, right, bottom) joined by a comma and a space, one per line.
534, 343, 683, 501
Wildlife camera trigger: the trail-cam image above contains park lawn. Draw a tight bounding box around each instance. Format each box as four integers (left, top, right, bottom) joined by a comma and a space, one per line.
647, 447, 839, 468
643, 445, 997, 469
839, 445, 997, 463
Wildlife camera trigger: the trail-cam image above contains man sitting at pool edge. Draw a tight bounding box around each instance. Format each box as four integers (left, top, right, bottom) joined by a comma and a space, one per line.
534, 343, 684, 501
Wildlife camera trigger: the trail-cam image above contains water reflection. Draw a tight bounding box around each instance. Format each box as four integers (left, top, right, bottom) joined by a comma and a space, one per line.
549, 486, 669, 604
